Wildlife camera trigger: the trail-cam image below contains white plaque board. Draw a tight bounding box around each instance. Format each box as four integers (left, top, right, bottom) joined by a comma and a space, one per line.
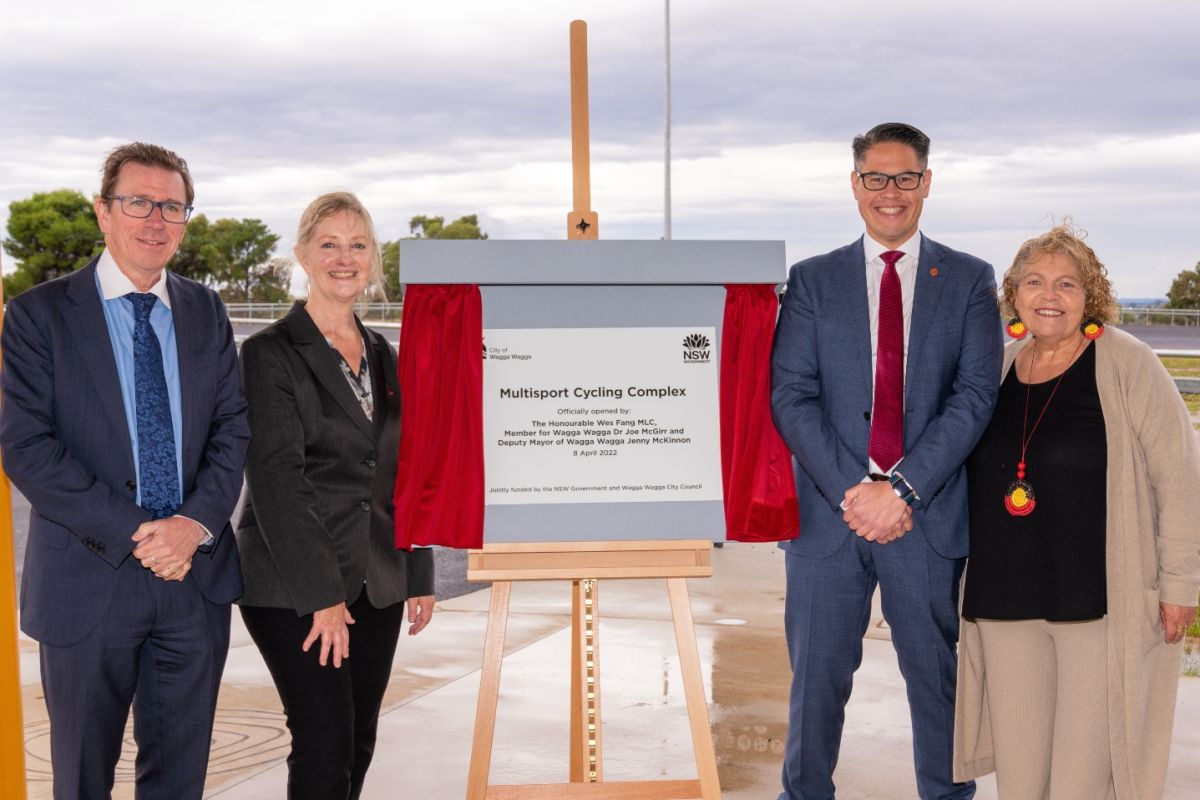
484, 327, 722, 506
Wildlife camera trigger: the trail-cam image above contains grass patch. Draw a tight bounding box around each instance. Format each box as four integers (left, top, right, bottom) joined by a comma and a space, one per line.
1160, 355, 1200, 376
1183, 394, 1200, 415
1184, 597, 1200, 678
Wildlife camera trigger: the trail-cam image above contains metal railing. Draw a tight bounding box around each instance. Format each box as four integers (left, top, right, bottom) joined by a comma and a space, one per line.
1119, 307, 1200, 326
226, 303, 1200, 327
226, 302, 403, 323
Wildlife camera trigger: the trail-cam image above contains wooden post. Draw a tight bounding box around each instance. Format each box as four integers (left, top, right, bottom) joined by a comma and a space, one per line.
465, 582, 512, 800
668, 578, 721, 799
567, 20, 598, 240
0, 253, 29, 800
568, 18, 601, 780
569, 579, 601, 782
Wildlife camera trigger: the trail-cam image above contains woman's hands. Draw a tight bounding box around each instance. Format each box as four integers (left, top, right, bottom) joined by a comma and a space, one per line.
301, 595, 432, 667
1160, 602, 1197, 645
406, 595, 435, 636
303, 602, 356, 667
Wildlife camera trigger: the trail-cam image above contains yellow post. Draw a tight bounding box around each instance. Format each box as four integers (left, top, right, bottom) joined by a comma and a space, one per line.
0, 253, 29, 798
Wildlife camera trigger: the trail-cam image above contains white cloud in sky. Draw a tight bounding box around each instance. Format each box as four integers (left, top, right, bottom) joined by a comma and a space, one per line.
1, 0, 1197, 298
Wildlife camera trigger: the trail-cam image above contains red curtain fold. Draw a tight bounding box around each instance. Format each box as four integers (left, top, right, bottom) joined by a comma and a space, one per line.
720, 284, 800, 542
393, 284, 485, 550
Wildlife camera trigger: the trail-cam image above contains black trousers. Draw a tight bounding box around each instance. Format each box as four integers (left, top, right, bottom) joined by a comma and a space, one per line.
240, 591, 404, 800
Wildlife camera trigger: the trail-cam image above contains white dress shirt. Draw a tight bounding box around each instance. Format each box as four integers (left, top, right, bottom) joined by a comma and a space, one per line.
96, 252, 213, 544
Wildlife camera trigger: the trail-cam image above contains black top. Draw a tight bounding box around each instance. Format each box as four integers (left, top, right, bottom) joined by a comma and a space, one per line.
962, 342, 1107, 621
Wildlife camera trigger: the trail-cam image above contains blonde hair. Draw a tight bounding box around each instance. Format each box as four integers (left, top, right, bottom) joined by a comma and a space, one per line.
999, 220, 1119, 324
295, 191, 383, 291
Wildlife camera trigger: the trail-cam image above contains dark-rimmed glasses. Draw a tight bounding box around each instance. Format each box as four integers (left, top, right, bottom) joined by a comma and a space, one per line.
855, 171, 924, 191
103, 195, 193, 224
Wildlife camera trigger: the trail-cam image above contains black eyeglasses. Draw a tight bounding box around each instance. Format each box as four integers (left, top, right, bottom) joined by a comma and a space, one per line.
856, 171, 924, 191
103, 195, 193, 224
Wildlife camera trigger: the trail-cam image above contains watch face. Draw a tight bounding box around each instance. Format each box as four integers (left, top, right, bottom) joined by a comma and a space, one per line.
889, 474, 915, 505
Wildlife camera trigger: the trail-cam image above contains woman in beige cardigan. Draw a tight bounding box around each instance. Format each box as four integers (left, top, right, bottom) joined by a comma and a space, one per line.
953, 224, 1200, 799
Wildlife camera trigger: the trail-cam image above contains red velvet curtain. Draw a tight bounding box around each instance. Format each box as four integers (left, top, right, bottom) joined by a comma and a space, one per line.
719, 284, 799, 542
393, 284, 485, 549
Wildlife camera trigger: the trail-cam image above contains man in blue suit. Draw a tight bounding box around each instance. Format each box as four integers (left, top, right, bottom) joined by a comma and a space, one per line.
0, 143, 249, 799
770, 123, 1001, 799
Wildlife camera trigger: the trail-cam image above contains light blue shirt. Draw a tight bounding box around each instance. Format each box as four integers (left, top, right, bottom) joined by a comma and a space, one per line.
95, 250, 184, 509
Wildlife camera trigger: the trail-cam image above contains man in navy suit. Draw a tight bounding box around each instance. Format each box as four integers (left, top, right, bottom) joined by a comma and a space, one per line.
0, 142, 249, 799
770, 123, 1001, 799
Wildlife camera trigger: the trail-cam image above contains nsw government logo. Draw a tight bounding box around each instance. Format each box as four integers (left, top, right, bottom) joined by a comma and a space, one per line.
682, 333, 711, 364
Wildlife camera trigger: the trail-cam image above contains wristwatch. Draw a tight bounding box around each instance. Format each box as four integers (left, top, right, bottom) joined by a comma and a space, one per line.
889, 471, 918, 506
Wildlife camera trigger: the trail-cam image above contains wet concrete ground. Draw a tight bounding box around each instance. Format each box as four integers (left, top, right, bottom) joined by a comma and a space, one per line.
14, 542, 1200, 799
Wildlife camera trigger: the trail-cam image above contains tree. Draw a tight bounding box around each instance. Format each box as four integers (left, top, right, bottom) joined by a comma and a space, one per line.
169, 213, 220, 285
379, 214, 489, 301
408, 214, 488, 240
379, 239, 401, 302
171, 215, 286, 301
242, 256, 293, 303
2, 189, 102, 297
205, 218, 282, 303
1166, 262, 1200, 309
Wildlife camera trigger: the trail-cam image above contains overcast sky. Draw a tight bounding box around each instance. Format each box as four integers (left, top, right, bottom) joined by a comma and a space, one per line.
1, 0, 1197, 298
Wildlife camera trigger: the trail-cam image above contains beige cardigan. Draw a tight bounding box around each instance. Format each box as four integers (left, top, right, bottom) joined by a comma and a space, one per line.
953, 327, 1200, 798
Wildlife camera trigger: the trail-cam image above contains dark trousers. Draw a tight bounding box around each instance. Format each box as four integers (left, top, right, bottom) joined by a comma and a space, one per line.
240, 591, 404, 800
779, 532, 974, 800
39, 560, 230, 800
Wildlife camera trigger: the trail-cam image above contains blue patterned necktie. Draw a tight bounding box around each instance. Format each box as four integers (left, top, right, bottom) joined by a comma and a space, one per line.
128, 293, 179, 519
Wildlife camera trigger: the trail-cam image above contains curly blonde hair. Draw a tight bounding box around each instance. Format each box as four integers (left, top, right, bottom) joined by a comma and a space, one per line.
998, 221, 1119, 324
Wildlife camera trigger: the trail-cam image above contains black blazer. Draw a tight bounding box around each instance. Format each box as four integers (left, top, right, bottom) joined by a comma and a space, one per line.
236, 302, 432, 616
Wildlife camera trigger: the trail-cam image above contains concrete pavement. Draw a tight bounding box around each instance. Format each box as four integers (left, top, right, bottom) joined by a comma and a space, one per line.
15, 542, 1200, 799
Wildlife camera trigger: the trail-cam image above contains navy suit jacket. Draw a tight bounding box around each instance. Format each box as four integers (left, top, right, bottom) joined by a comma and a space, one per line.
770, 235, 1001, 559
0, 258, 249, 646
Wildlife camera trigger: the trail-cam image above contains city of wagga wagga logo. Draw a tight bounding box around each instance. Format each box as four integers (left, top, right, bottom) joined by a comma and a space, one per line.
682, 333, 711, 363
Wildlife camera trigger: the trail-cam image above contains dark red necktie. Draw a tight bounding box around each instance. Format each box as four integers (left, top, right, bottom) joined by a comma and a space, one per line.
869, 250, 904, 471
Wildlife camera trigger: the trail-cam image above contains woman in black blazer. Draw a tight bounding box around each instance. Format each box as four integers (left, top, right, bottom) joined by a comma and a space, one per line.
236, 192, 434, 800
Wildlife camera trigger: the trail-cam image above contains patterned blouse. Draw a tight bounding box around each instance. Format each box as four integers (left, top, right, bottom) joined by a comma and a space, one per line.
332, 336, 373, 422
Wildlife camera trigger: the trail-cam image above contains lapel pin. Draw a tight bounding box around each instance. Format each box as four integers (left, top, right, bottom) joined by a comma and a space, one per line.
929, 267, 939, 277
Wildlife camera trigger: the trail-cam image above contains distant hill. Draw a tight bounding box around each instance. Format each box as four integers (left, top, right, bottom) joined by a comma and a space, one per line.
1121, 297, 1168, 308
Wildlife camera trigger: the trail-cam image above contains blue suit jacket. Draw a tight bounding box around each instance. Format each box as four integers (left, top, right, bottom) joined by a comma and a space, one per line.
770, 236, 1001, 559
0, 259, 250, 646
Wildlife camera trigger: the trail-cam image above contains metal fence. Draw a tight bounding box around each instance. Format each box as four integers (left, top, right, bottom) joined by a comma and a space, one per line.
226, 302, 403, 323
226, 302, 1200, 327
1120, 307, 1200, 326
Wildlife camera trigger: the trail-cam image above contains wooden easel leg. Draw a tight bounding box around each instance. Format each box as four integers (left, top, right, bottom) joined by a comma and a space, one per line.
569, 579, 602, 783
570, 580, 584, 781
667, 577, 722, 800
466, 580, 513, 800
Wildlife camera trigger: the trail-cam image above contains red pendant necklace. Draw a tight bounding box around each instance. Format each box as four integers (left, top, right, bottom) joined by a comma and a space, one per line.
1004, 338, 1086, 517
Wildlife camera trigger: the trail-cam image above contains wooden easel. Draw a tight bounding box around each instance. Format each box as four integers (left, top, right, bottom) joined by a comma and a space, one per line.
464, 542, 721, 800
462, 21, 721, 800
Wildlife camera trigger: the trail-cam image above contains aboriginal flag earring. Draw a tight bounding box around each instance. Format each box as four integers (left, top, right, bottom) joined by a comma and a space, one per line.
1005, 318, 1028, 339
1081, 319, 1104, 340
